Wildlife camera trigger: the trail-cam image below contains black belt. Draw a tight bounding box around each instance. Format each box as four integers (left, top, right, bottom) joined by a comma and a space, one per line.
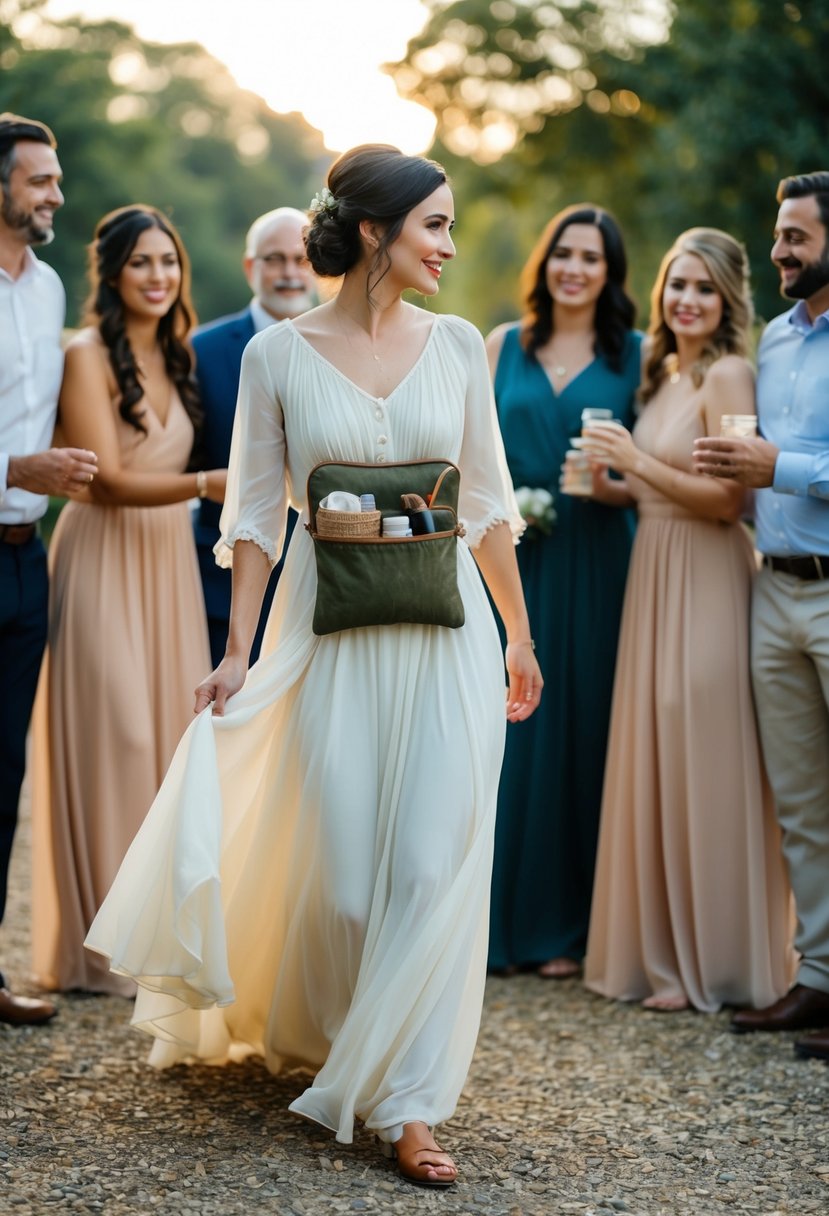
0, 523, 37, 546
763, 554, 829, 580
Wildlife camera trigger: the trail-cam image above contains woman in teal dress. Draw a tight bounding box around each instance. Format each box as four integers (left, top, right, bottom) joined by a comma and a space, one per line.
486, 205, 641, 976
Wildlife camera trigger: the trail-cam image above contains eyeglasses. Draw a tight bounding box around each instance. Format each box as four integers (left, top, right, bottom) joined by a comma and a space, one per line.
254, 254, 310, 267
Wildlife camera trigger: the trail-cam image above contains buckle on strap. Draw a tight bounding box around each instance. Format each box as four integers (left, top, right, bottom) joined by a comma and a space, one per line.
0, 522, 38, 545
764, 553, 829, 580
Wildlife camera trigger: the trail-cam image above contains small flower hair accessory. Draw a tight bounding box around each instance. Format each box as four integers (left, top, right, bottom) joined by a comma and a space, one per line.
309, 186, 338, 215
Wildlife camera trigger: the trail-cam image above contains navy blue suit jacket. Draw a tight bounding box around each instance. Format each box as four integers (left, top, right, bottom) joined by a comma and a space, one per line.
192, 307, 293, 666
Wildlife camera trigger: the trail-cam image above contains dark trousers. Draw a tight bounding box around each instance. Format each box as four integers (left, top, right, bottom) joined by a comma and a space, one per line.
0, 536, 48, 924
198, 511, 295, 670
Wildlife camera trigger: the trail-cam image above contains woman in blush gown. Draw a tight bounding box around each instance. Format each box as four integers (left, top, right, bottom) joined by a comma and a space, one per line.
486, 206, 641, 979
85, 146, 542, 1189
31, 206, 225, 995
583, 229, 793, 1012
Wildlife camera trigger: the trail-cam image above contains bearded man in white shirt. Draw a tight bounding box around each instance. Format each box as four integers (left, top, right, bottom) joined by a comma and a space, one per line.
0, 113, 97, 1025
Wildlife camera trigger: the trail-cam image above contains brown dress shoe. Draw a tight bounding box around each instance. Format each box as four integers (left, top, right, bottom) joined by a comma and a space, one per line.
0, 973, 57, 1026
794, 1028, 829, 1061
731, 984, 829, 1034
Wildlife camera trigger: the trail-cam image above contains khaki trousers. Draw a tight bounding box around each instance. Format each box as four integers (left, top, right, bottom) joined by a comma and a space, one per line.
752, 566, 829, 995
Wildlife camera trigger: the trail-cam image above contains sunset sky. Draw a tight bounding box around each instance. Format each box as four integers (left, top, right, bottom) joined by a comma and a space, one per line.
42, 0, 438, 152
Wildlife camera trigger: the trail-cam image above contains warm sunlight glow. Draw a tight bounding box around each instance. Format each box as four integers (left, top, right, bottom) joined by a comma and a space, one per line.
43, 0, 438, 154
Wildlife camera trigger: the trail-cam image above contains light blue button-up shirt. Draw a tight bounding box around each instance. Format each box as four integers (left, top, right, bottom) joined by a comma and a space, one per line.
755, 300, 829, 555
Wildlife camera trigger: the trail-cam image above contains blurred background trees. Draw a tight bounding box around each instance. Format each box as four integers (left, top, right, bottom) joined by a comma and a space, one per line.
0, 0, 326, 325
3, 0, 829, 334
391, 0, 829, 329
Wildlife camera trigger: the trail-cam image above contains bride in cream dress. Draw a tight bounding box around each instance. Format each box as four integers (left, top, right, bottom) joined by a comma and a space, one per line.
86, 145, 542, 1188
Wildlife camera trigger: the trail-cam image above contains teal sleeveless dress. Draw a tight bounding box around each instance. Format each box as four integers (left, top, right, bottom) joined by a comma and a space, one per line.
489, 324, 642, 969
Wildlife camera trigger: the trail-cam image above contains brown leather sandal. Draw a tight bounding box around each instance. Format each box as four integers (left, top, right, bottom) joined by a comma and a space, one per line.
378, 1123, 458, 1189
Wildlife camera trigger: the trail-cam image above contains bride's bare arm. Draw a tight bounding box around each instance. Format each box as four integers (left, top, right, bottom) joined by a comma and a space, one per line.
61, 338, 226, 505
473, 522, 543, 722
194, 540, 272, 715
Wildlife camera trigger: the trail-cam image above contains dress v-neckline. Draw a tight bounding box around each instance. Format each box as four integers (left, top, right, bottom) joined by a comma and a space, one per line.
288, 315, 440, 403
143, 389, 176, 431
537, 358, 595, 399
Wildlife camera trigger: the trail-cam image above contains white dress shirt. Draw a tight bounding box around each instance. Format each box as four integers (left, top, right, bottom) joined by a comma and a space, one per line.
249, 298, 279, 334
0, 247, 65, 524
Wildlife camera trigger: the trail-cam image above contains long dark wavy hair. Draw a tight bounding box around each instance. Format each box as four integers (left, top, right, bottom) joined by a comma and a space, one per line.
519, 204, 636, 373
83, 205, 201, 438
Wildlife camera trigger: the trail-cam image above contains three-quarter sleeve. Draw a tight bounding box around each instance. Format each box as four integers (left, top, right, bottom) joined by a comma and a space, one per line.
453, 318, 524, 550
214, 330, 288, 569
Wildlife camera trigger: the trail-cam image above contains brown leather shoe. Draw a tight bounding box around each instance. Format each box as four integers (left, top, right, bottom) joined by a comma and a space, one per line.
794, 1028, 829, 1061
731, 984, 829, 1034
0, 973, 57, 1026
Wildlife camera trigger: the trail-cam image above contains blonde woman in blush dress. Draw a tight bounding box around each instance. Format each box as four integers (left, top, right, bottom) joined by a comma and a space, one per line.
31, 206, 225, 995
582, 229, 793, 1012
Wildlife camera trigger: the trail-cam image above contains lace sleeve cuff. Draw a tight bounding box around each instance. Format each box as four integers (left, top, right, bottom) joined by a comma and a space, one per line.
463, 511, 526, 551
213, 527, 279, 570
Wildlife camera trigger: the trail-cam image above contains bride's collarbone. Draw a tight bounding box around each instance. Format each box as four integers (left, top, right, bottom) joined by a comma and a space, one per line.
299, 313, 435, 397
336, 354, 413, 399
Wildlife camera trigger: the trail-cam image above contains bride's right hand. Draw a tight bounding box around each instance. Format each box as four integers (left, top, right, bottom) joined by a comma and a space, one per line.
194, 654, 247, 716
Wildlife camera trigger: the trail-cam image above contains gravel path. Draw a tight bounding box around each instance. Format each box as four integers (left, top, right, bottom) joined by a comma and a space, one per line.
2, 789, 828, 1216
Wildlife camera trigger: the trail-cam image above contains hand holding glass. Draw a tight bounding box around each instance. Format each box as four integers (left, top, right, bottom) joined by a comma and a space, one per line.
720, 414, 757, 438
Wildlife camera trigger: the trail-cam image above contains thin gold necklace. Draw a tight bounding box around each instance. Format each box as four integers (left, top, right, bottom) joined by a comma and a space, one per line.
544, 334, 593, 377
334, 303, 382, 363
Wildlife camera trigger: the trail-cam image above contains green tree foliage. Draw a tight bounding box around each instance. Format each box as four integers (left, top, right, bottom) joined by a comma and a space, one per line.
391, 0, 829, 331
632, 0, 829, 320
0, 0, 328, 326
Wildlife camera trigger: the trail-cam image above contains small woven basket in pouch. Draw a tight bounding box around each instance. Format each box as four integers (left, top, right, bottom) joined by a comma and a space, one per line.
315, 507, 381, 538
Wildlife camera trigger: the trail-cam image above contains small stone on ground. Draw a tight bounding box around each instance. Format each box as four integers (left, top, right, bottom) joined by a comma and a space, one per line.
2, 790, 827, 1214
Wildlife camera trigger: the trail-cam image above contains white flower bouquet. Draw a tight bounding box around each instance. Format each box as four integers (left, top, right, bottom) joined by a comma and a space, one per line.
514, 486, 557, 537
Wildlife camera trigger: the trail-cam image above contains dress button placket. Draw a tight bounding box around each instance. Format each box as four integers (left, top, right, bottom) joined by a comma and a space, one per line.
375, 397, 387, 462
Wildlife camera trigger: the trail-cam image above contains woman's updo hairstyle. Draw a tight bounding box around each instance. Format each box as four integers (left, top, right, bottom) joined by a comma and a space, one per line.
305, 143, 447, 298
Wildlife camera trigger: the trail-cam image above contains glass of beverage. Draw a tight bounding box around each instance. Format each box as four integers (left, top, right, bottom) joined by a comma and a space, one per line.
561, 450, 593, 496
720, 414, 758, 438
581, 407, 614, 435
581, 408, 624, 454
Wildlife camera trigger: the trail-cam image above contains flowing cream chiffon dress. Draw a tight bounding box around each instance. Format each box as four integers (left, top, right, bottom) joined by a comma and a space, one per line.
86, 314, 522, 1145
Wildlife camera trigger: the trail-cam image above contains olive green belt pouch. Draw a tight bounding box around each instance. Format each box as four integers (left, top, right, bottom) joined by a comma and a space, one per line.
306, 458, 466, 636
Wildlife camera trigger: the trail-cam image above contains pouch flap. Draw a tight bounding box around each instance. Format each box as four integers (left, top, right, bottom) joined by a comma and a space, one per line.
307, 459, 460, 520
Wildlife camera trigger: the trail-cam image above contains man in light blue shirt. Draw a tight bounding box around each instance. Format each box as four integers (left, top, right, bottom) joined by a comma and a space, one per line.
695, 172, 829, 1056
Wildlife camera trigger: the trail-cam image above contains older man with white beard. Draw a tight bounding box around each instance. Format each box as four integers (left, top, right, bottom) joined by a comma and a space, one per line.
192, 208, 316, 666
